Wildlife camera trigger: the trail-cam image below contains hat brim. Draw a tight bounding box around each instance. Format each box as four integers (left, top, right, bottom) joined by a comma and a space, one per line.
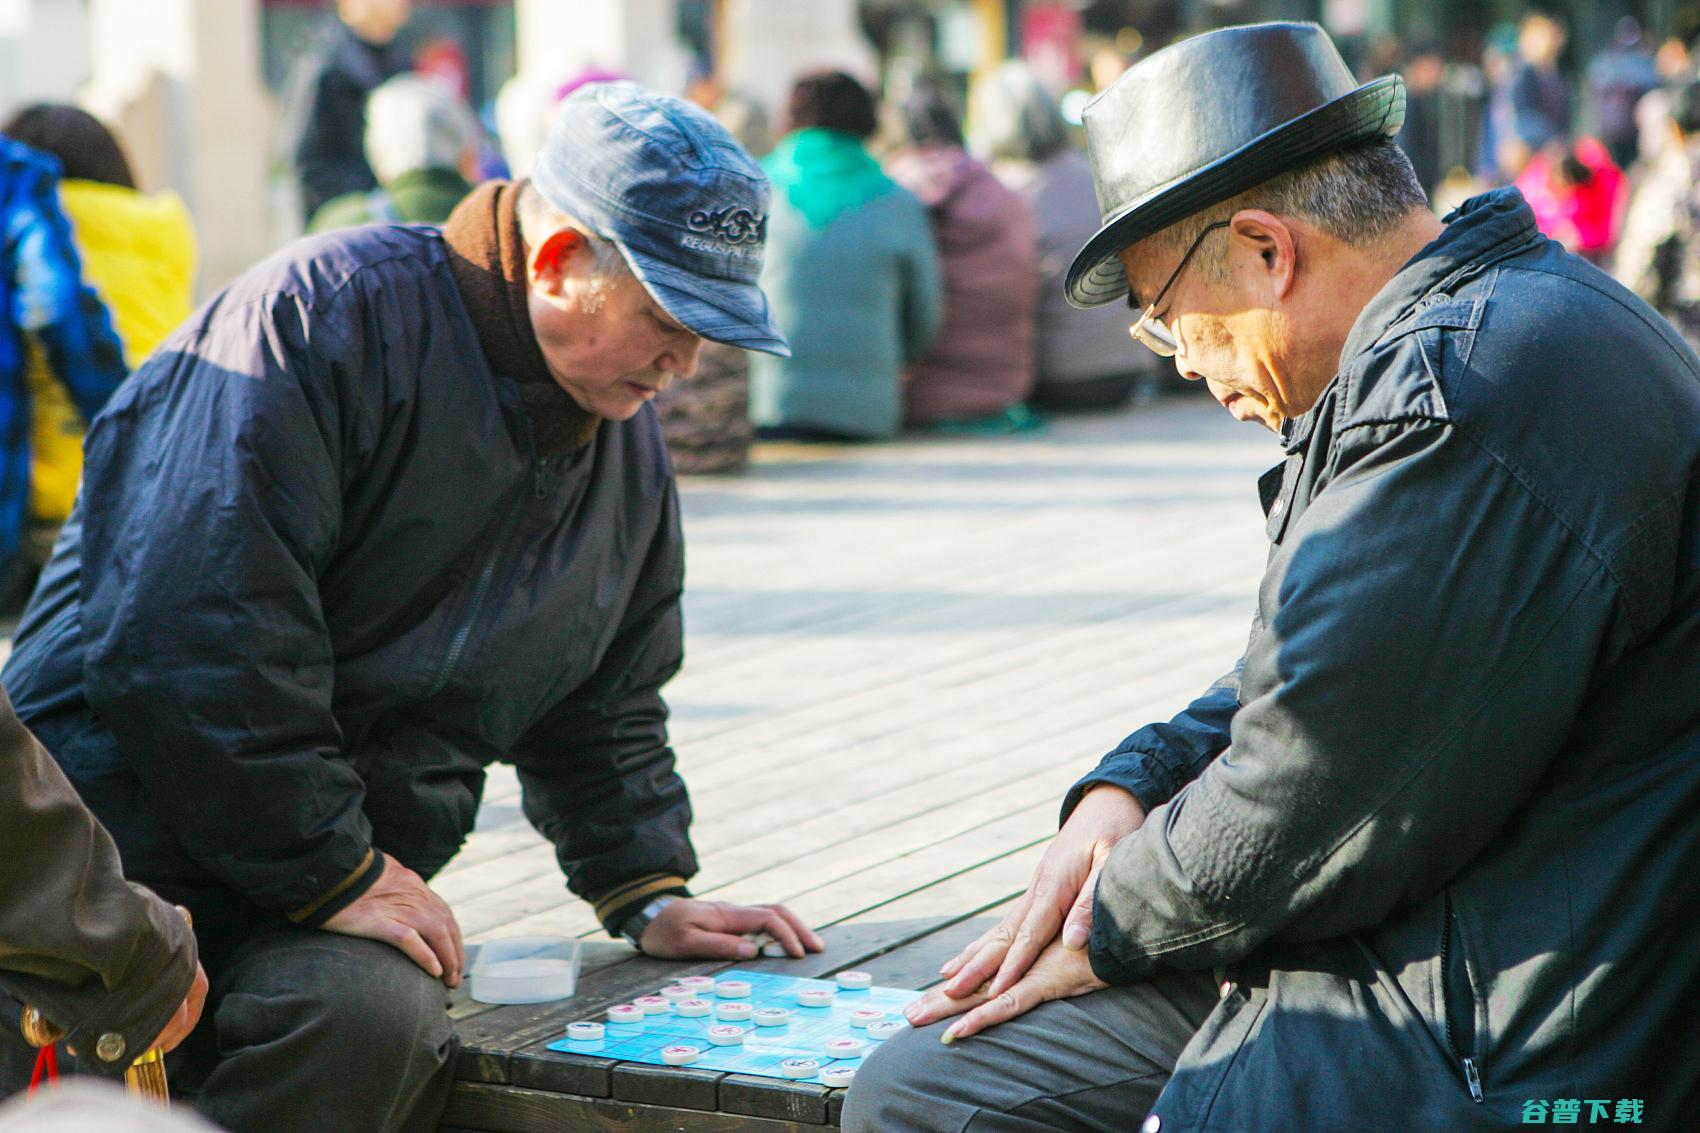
1065, 74, 1406, 309
618, 248, 792, 358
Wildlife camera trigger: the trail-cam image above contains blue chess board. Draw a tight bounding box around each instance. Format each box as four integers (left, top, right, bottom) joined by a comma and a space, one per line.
547, 970, 921, 1082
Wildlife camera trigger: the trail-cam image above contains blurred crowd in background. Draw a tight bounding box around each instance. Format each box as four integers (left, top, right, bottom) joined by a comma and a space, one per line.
6, 0, 1700, 612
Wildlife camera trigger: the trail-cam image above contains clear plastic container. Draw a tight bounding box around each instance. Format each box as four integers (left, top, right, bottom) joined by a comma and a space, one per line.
469, 935, 581, 1004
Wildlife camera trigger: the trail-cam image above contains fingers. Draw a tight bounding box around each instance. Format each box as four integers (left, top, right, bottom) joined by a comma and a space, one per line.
903, 981, 987, 1028
768, 904, 826, 953
753, 909, 806, 958
150, 964, 209, 1054
941, 914, 1019, 999
939, 920, 1001, 982
418, 910, 463, 987
1061, 860, 1104, 951
943, 983, 1030, 1043
390, 924, 445, 979
675, 927, 762, 961
985, 892, 1070, 1000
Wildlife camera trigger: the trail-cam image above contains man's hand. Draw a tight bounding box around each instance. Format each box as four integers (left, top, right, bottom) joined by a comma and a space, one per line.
937, 784, 1145, 1001
148, 962, 208, 1054
638, 899, 825, 960
906, 936, 1108, 1041
323, 853, 465, 987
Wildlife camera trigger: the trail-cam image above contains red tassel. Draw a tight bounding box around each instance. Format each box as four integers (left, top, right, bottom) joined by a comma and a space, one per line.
28, 1043, 59, 1094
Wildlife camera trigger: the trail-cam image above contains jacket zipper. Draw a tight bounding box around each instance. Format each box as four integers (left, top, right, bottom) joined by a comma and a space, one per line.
1442, 891, 1485, 1103
424, 486, 527, 699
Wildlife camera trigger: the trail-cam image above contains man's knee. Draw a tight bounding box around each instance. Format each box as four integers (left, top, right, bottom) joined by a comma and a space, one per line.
844, 1017, 974, 1133
220, 932, 452, 1077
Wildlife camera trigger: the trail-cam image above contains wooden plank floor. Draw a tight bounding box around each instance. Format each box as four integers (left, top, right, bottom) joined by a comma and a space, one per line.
440, 392, 1275, 950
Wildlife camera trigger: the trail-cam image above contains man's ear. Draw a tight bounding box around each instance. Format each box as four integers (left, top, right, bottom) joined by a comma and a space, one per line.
1228, 209, 1298, 301
530, 228, 589, 295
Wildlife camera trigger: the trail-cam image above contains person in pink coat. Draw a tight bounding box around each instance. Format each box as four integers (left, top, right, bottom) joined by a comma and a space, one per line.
888, 86, 1040, 429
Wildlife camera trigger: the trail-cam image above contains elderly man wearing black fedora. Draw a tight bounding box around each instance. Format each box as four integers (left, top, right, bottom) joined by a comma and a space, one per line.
846, 21, 1700, 1133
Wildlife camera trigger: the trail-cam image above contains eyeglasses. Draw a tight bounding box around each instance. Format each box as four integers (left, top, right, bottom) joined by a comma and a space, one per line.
1127, 220, 1230, 357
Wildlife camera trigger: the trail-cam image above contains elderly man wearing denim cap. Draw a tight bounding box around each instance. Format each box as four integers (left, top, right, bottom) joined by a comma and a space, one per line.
0, 82, 818, 1132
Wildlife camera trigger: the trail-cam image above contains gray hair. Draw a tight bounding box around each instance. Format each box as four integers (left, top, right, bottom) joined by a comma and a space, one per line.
514, 179, 633, 309
1141, 140, 1428, 284
969, 61, 1070, 165
363, 74, 478, 184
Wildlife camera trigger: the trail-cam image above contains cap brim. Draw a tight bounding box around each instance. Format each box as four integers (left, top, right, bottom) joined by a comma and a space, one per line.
618, 248, 791, 358
1065, 74, 1406, 309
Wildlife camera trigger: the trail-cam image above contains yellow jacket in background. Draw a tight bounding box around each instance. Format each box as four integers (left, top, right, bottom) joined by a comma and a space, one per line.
29, 180, 196, 524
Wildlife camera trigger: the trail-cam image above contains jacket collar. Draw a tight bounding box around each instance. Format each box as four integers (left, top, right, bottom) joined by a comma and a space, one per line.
1280, 187, 1542, 452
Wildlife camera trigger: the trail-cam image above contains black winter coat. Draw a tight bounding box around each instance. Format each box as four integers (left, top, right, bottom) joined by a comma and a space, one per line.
1069, 191, 1700, 1130
2, 224, 695, 935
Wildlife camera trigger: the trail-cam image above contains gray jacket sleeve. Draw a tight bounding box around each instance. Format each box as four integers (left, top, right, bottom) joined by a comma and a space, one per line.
1089, 421, 1621, 983
0, 688, 196, 1076
508, 480, 697, 934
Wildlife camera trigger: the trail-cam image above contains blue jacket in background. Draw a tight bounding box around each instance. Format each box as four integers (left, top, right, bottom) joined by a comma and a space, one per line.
0, 137, 126, 564
751, 129, 940, 440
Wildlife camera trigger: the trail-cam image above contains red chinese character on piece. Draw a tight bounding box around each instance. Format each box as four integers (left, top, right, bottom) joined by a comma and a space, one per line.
1523, 1099, 1550, 1124
1553, 1099, 1581, 1124
1613, 1099, 1645, 1124
1585, 1100, 1611, 1123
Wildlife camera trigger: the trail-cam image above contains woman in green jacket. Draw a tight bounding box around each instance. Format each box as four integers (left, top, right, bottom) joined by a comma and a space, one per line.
751, 71, 941, 441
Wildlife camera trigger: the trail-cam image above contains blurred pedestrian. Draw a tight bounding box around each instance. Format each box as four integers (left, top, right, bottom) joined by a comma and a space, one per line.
1396, 41, 1446, 196
281, 0, 412, 224
1515, 136, 1625, 263
1475, 22, 1523, 184
751, 70, 941, 441
0, 685, 206, 1094
309, 74, 478, 231
0, 135, 126, 616
889, 85, 1039, 431
969, 61, 1150, 411
1616, 77, 1700, 347
1587, 17, 1660, 170
0, 105, 196, 576
1505, 11, 1573, 175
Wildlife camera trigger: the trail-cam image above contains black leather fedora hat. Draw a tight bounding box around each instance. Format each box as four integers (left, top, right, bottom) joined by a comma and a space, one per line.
1065, 22, 1405, 308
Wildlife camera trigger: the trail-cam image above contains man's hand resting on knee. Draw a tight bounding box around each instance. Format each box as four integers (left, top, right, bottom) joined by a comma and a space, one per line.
934, 784, 1144, 1004
906, 936, 1107, 1041
638, 899, 825, 960
323, 853, 465, 987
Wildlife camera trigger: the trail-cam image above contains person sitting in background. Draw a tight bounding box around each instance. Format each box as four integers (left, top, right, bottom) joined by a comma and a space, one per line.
309, 74, 479, 232
281, 0, 412, 224
0, 135, 127, 617
0, 105, 196, 576
969, 61, 1154, 412
1515, 135, 1625, 264
1616, 77, 1700, 349
889, 85, 1039, 432
750, 70, 941, 442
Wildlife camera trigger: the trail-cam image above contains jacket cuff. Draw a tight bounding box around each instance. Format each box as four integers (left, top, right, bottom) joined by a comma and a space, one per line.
0, 893, 198, 1079
286, 848, 383, 929
1059, 754, 1168, 827
593, 874, 692, 936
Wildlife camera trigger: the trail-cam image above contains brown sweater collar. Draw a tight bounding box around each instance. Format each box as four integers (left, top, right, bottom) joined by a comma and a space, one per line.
442, 180, 600, 455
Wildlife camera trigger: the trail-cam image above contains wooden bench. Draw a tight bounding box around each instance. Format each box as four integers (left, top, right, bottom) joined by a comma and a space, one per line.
434, 400, 1269, 1131
443, 912, 1004, 1132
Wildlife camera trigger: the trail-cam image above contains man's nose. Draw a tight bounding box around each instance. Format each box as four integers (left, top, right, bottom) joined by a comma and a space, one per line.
1173, 350, 1203, 383
661, 335, 704, 381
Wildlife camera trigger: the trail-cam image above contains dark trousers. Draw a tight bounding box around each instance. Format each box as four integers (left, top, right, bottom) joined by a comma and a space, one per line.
3, 927, 456, 1133
842, 968, 1219, 1133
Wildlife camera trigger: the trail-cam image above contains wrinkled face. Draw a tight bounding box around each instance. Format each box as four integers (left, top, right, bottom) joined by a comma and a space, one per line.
527, 237, 704, 421
1118, 236, 1298, 433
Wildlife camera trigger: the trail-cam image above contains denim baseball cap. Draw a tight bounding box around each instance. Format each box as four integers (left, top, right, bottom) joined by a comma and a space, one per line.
531, 81, 791, 357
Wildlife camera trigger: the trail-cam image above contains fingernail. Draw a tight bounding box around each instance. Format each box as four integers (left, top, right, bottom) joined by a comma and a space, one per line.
1062, 923, 1090, 950
940, 1027, 957, 1045
738, 942, 757, 958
